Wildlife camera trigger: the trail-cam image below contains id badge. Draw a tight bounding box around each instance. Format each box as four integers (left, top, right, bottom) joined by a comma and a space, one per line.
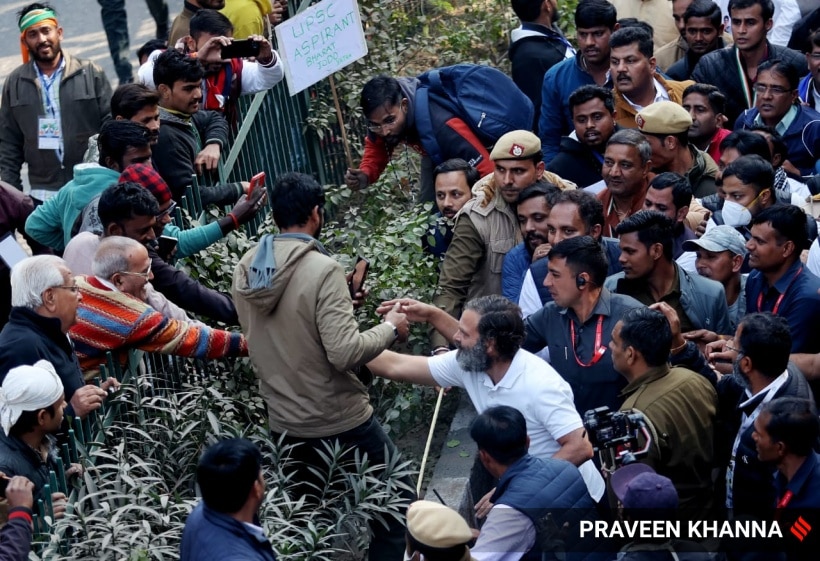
38, 117, 61, 150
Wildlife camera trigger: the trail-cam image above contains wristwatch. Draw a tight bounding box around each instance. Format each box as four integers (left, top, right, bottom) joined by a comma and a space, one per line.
385, 320, 399, 340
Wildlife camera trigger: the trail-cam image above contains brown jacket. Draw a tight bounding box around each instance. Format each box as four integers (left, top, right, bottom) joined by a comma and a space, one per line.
232, 235, 395, 438
430, 170, 575, 347
613, 74, 694, 129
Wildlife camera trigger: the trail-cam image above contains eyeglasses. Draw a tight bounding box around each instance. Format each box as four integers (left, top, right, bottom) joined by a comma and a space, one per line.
117, 263, 152, 279
367, 113, 400, 133
752, 83, 792, 96
54, 285, 80, 293
724, 343, 742, 354
156, 201, 177, 221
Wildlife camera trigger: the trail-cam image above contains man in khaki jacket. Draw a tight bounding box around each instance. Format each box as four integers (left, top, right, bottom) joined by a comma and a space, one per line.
430, 131, 575, 351
231, 172, 411, 561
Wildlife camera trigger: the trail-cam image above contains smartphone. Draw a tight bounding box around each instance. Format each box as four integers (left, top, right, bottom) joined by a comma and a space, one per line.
0, 477, 8, 497
221, 39, 261, 59
348, 257, 370, 298
158, 235, 178, 260
248, 171, 266, 197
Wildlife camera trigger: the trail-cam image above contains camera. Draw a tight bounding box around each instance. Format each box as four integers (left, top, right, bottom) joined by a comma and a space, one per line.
583, 406, 652, 471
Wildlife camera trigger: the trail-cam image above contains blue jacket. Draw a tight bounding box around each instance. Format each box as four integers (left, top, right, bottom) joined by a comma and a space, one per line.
735, 105, 820, 176
180, 502, 277, 561
502, 242, 531, 303
799, 74, 817, 111
492, 455, 599, 561
539, 56, 605, 163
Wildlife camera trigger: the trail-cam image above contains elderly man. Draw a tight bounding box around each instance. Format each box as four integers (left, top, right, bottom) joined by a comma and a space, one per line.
0, 3, 112, 201
0, 361, 75, 520
69, 236, 248, 376
0, 256, 113, 420
597, 130, 653, 238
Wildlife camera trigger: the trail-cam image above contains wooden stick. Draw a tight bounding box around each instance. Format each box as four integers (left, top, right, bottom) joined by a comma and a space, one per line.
329, 74, 354, 169
416, 387, 445, 497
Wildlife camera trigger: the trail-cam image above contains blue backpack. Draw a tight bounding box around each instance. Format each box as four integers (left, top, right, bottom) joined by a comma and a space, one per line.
414, 64, 534, 165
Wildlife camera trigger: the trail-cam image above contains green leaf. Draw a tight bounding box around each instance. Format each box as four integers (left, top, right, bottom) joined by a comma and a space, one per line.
446, 439, 460, 448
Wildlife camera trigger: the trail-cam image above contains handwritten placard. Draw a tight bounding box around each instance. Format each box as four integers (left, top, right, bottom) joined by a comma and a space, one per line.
275, 0, 368, 95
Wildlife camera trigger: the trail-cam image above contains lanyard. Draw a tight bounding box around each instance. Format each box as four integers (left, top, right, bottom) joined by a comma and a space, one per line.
34, 60, 63, 116
734, 47, 754, 109
777, 490, 793, 509
756, 266, 802, 315
570, 315, 606, 367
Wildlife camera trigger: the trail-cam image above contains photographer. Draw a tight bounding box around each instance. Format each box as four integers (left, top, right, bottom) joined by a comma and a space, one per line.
138, 9, 283, 125
610, 306, 717, 511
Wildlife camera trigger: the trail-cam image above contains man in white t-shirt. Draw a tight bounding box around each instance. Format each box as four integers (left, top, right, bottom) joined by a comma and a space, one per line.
368, 294, 605, 502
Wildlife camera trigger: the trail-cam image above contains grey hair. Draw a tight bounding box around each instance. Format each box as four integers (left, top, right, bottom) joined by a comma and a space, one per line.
10, 255, 69, 309
92, 236, 145, 280
607, 129, 653, 165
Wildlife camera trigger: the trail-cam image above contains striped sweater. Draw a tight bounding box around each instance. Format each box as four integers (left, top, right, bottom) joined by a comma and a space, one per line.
70, 276, 247, 375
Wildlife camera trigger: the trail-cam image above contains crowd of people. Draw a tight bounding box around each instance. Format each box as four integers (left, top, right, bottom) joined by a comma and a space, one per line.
1, 0, 820, 560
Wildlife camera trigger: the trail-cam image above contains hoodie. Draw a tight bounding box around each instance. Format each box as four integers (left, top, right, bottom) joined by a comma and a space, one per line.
231, 235, 395, 438
24, 164, 120, 252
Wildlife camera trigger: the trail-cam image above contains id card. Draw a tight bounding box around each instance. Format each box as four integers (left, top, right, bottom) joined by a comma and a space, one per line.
38, 117, 61, 150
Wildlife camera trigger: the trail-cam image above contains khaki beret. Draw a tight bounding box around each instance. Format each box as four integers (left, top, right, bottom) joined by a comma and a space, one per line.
490, 130, 541, 160
407, 500, 473, 548
635, 101, 693, 134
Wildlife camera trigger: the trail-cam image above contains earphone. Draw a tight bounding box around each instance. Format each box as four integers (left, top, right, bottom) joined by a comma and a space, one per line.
576, 274, 587, 289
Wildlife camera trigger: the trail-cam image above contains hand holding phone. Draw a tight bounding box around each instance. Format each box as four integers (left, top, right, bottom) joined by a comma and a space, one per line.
158, 236, 178, 261
248, 171, 266, 197
221, 39, 261, 59
348, 257, 370, 300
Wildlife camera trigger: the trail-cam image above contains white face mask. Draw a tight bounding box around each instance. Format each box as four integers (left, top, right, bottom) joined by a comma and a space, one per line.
722, 199, 752, 227
403, 551, 421, 561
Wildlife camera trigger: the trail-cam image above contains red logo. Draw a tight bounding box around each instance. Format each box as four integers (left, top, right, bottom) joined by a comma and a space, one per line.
790, 517, 812, 542
509, 143, 524, 157
635, 114, 646, 129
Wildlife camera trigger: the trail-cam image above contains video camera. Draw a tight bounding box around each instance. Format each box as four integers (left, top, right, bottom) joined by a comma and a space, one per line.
583, 406, 653, 472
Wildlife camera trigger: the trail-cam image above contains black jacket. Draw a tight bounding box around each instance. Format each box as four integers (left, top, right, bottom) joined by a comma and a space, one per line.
0, 307, 85, 417
149, 247, 238, 325
692, 42, 807, 127
717, 364, 815, 516
0, 432, 59, 502
508, 23, 571, 129
667, 38, 727, 81
152, 108, 243, 207
546, 135, 606, 187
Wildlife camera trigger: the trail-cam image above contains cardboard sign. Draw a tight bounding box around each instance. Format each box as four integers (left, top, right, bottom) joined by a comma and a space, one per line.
275, 0, 368, 95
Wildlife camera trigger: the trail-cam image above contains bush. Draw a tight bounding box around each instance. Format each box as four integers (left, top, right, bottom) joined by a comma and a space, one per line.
34, 368, 415, 560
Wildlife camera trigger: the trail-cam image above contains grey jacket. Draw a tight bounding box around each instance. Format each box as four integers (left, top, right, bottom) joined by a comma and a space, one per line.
605, 265, 732, 335
0, 53, 112, 192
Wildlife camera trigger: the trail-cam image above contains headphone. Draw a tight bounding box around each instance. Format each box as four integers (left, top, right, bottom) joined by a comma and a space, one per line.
576, 274, 587, 289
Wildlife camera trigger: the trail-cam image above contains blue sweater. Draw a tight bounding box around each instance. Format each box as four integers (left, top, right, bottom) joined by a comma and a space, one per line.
492, 455, 601, 561
502, 242, 531, 303
735, 105, 820, 176
180, 502, 277, 561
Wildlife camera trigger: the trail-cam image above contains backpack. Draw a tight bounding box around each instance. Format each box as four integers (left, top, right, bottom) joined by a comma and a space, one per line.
414, 64, 534, 165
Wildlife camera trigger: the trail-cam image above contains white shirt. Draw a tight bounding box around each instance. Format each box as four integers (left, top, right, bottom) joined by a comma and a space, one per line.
471, 505, 535, 561
429, 349, 605, 501
621, 78, 670, 112
807, 238, 820, 279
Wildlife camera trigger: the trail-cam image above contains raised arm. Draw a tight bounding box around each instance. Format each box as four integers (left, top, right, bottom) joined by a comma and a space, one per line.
367, 350, 437, 386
